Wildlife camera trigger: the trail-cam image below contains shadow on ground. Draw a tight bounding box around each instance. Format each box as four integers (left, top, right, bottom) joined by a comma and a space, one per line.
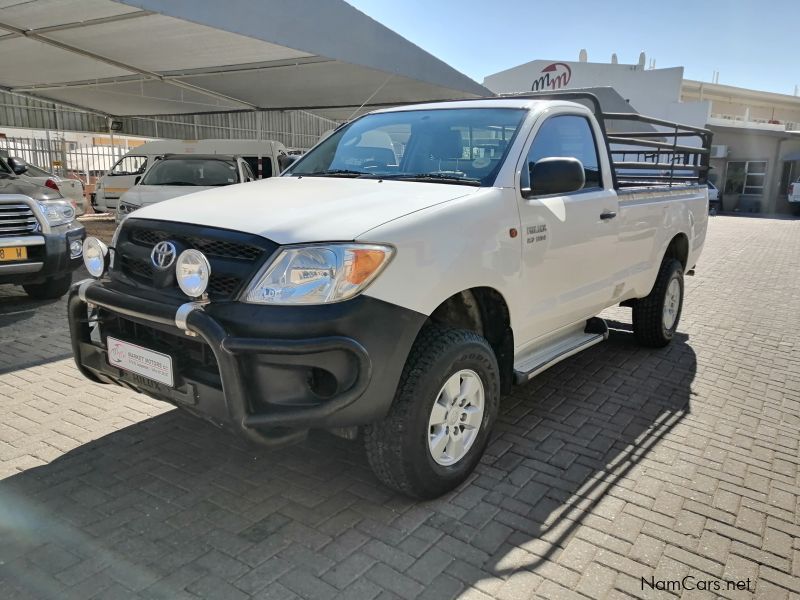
0, 277, 79, 376
0, 317, 696, 599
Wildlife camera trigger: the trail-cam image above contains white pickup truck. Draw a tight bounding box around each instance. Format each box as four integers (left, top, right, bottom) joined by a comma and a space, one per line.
69, 93, 711, 498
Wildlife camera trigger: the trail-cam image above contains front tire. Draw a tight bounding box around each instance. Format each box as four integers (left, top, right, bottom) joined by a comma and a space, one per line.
22, 274, 73, 300
632, 259, 684, 348
364, 326, 500, 499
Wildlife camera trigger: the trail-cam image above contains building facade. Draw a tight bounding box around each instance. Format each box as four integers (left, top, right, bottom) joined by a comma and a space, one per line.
484, 57, 710, 127
681, 81, 800, 214
484, 55, 800, 214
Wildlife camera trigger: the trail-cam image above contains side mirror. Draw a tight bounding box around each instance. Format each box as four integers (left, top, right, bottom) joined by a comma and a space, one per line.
525, 157, 585, 197
134, 175, 142, 185
7, 157, 28, 175
278, 154, 299, 172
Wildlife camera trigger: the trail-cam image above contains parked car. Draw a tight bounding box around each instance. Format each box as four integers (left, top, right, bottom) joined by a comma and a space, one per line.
707, 181, 719, 201
70, 94, 710, 498
0, 157, 85, 299
94, 139, 289, 213
789, 178, 800, 214
115, 154, 258, 222
707, 181, 722, 213
15, 160, 88, 216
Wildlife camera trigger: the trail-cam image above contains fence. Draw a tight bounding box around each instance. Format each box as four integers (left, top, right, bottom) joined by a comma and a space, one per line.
0, 89, 339, 150
0, 135, 138, 179
1, 105, 339, 173
123, 110, 338, 148
0, 103, 340, 208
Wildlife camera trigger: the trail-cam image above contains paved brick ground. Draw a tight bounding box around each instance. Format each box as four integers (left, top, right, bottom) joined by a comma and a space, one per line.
0, 215, 798, 600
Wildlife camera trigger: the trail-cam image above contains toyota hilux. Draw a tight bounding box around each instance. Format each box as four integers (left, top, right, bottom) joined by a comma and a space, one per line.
69, 93, 710, 498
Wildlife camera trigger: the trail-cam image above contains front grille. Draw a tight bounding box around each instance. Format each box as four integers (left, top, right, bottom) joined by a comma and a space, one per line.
0, 202, 39, 237
120, 255, 153, 280
208, 275, 241, 296
130, 228, 263, 260
111, 218, 278, 301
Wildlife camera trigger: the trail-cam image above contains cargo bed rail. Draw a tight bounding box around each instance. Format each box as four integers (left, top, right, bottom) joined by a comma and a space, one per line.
502, 91, 713, 190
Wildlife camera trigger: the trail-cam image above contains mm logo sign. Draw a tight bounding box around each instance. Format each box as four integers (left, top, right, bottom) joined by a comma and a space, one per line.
531, 62, 572, 91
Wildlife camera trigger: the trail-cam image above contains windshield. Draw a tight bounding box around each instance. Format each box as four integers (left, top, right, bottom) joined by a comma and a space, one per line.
141, 158, 239, 186
287, 107, 526, 186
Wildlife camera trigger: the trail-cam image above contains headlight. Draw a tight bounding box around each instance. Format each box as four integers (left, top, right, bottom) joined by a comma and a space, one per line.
244, 243, 394, 305
69, 240, 83, 258
38, 200, 75, 226
83, 237, 108, 278
176, 249, 211, 298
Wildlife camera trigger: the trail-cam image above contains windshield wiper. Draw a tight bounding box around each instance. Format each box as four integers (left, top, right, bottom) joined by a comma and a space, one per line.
299, 169, 368, 178
158, 181, 198, 186
383, 173, 481, 186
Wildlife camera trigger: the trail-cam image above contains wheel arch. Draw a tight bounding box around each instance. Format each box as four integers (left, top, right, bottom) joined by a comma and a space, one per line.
427, 287, 514, 394
622, 231, 690, 307
664, 232, 689, 271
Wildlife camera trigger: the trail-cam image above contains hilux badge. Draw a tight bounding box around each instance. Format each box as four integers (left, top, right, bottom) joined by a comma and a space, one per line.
151, 241, 177, 270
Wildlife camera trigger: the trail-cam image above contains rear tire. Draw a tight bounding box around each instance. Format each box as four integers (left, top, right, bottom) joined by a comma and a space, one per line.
632, 259, 684, 348
364, 326, 500, 499
22, 274, 72, 300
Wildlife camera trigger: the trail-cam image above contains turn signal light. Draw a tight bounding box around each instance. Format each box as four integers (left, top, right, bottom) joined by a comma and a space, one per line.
345, 249, 387, 285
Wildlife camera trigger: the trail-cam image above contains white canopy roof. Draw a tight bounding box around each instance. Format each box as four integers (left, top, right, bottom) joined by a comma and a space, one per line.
0, 0, 490, 119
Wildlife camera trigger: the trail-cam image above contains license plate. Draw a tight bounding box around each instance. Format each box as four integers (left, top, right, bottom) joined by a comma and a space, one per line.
107, 336, 174, 387
0, 246, 27, 261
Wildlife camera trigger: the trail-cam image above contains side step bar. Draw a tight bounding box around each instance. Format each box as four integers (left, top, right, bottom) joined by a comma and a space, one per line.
513, 317, 609, 384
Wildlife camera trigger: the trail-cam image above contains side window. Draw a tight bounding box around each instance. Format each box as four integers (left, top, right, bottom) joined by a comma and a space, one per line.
521, 115, 601, 191
243, 156, 273, 179
110, 155, 147, 176
241, 161, 255, 181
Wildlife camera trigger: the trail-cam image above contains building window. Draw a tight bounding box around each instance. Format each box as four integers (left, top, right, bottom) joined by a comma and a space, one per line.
724, 160, 767, 195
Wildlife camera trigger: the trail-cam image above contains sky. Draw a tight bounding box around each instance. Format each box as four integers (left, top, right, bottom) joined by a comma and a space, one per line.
346, 0, 799, 96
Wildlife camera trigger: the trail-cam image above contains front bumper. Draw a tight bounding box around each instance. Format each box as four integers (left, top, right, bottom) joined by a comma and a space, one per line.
68, 280, 426, 446
0, 222, 85, 285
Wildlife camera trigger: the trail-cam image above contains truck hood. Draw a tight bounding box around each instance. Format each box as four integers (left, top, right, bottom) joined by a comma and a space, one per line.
131, 176, 478, 244
121, 185, 216, 207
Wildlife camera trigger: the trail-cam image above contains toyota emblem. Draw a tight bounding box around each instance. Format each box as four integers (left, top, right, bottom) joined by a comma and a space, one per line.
151, 241, 177, 270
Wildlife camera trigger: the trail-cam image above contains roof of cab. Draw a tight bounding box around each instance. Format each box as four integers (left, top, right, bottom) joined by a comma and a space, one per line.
160, 154, 238, 160
370, 98, 548, 113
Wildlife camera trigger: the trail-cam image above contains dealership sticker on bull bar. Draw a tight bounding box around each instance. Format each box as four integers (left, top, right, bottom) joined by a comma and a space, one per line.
107, 337, 174, 387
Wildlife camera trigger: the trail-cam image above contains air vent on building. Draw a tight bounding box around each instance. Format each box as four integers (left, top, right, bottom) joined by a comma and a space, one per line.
710, 145, 729, 158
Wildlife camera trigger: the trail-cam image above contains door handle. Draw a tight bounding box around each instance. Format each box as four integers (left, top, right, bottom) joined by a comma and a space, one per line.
600, 211, 617, 220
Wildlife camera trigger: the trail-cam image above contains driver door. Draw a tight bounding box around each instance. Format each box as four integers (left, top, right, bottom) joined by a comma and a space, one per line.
515, 112, 620, 347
